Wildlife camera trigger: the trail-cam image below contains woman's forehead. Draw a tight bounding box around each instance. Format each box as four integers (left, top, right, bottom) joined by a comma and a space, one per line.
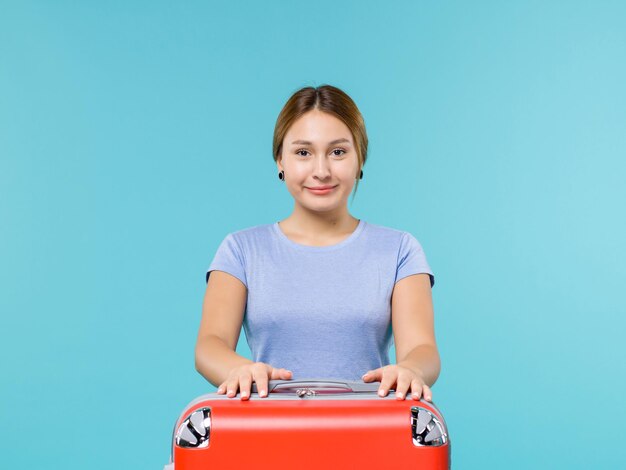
286, 111, 353, 144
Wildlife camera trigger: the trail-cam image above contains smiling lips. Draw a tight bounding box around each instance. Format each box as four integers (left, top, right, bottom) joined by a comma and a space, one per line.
306, 185, 337, 195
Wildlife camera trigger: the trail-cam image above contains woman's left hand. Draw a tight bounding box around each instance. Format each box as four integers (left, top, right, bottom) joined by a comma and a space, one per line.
362, 364, 432, 401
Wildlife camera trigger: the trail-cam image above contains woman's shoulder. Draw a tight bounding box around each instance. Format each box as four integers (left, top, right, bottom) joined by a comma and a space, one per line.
362, 222, 432, 259
363, 221, 421, 242
220, 222, 276, 245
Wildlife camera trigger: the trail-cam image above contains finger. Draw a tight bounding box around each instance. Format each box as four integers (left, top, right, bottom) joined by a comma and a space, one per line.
250, 370, 263, 398
422, 384, 433, 401
362, 368, 382, 382
378, 368, 397, 397
254, 367, 270, 398
410, 379, 423, 400
217, 381, 226, 394
394, 373, 413, 400
270, 367, 292, 380
226, 377, 239, 398
239, 373, 252, 401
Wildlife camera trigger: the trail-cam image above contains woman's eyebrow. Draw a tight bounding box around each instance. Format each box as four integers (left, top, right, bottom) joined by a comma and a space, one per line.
290, 138, 351, 145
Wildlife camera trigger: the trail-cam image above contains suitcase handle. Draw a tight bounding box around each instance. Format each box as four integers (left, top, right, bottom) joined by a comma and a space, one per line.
251, 379, 392, 395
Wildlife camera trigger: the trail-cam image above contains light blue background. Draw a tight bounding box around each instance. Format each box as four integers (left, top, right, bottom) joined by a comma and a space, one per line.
1, 1, 625, 468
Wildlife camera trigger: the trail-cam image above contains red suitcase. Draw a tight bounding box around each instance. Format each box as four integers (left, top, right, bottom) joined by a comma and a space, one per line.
164, 379, 451, 470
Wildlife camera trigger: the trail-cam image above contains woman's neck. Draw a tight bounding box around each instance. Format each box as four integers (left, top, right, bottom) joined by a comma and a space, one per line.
278, 206, 360, 245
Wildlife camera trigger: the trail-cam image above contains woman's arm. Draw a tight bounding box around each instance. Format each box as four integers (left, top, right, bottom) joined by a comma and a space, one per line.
363, 273, 440, 400
196, 270, 294, 399
195, 270, 253, 387
392, 273, 440, 385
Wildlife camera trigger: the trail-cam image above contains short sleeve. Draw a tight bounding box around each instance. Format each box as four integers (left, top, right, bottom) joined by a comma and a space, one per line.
395, 232, 435, 288
205, 233, 248, 288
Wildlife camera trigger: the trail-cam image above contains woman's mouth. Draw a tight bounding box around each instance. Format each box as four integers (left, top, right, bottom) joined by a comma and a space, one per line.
306, 185, 337, 195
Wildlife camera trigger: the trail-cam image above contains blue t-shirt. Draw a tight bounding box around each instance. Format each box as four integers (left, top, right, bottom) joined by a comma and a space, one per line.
205, 219, 434, 381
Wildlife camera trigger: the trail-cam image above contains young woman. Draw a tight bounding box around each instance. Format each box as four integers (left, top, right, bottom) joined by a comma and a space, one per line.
195, 84, 440, 403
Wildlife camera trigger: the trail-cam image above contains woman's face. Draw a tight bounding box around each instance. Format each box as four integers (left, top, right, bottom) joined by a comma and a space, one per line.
277, 109, 359, 214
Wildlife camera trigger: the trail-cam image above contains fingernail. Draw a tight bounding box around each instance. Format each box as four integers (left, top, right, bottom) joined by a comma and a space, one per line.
241, 391, 248, 398
396, 392, 403, 399
378, 389, 385, 397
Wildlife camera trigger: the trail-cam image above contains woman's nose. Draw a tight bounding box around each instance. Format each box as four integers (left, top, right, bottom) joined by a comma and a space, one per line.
313, 156, 331, 178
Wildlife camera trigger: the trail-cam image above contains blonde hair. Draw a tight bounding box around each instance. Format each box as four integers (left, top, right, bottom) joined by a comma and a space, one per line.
273, 84, 368, 198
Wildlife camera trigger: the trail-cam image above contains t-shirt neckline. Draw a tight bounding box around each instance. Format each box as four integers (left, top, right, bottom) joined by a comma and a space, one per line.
272, 219, 366, 251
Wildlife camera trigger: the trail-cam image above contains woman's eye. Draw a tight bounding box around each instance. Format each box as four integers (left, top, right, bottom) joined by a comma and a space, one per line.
295, 148, 346, 157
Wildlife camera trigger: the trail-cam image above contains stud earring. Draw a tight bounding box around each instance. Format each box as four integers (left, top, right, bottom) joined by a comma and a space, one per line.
359, 170, 363, 180
278, 170, 284, 181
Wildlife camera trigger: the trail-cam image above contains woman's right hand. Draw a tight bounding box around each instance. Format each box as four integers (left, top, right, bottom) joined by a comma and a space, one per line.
216, 362, 293, 401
